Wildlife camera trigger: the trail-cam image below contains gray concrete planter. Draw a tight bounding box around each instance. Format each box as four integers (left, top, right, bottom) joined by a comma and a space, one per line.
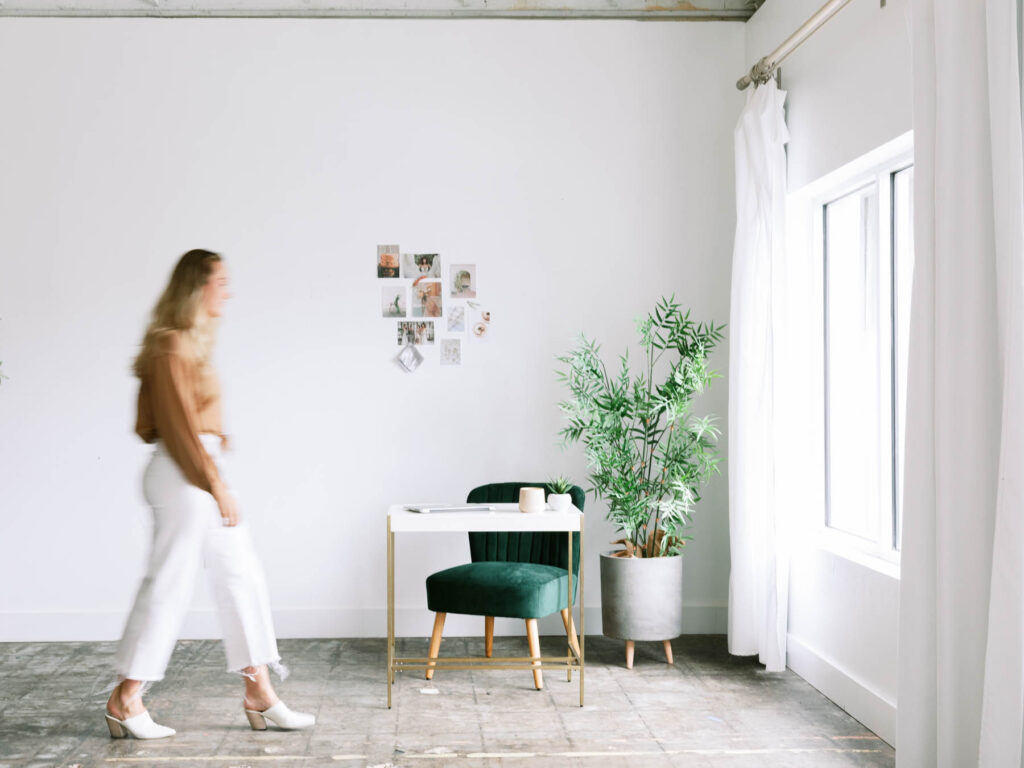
599, 551, 684, 642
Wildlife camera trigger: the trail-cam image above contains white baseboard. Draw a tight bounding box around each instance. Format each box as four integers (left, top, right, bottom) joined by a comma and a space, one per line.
0, 604, 727, 643
786, 633, 896, 747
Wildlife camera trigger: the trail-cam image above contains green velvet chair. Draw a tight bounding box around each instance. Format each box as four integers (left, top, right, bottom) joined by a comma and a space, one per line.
424, 481, 584, 690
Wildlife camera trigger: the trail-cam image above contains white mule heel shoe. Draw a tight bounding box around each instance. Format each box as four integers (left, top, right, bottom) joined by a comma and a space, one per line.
105, 710, 176, 739
244, 701, 315, 731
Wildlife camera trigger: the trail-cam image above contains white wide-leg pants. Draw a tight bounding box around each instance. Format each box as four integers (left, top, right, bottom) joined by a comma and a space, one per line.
115, 435, 283, 682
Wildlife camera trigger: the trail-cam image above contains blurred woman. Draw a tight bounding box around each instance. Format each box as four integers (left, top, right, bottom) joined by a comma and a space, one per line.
104, 249, 314, 739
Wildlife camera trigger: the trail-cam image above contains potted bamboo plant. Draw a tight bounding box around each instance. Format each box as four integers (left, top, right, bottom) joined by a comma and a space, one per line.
557, 296, 723, 667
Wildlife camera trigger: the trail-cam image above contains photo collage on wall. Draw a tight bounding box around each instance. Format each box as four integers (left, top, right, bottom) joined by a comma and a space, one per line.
377, 244, 491, 372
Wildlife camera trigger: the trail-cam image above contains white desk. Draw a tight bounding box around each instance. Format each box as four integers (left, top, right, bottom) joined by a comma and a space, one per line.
386, 503, 585, 707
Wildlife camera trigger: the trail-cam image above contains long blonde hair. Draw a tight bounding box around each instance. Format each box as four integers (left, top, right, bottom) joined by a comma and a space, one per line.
133, 249, 222, 379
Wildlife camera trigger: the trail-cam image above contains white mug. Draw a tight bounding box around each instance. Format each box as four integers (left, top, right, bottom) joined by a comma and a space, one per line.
518, 487, 545, 514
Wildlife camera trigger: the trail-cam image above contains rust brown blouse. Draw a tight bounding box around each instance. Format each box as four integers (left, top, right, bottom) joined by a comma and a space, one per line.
135, 331, 225, 496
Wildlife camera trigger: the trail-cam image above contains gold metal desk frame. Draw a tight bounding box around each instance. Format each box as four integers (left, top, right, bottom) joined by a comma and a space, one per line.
386, 504, 584, 707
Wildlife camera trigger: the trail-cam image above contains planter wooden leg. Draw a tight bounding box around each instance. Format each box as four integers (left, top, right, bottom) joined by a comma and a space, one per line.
526, 618, 543, 690
426, 612, 446, 680
625, 640, 635, 670
663, 639, 674, 665
485, 616, 494, 658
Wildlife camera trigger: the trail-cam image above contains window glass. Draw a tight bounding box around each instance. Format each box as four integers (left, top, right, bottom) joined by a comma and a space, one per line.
824, 183, 894, 542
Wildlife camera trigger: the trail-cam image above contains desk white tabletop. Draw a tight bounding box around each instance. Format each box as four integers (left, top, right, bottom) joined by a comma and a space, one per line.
388, 502, 583, 532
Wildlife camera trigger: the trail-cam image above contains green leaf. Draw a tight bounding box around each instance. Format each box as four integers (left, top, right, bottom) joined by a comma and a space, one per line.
554, 297, 723, 556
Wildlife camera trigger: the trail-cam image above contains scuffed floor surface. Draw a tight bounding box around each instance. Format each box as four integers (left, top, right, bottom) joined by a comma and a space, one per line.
0, 635, 894, 767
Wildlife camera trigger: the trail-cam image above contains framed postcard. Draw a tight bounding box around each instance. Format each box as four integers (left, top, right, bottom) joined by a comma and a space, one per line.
402, 253, 440, 279
382, 286, 406, 318
440, 339, 462, 366
447, 305, 466, 332
397, 321, 435, 346
450, 264, 476, 298
377, 245, 400, 278
412, 281, 443, 318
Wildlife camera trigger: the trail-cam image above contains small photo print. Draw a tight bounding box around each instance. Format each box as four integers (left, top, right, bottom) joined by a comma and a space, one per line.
377, 245, 400, 278
402, 253, 441, 279
381, 286, 406, 318
447, 305, 466, 333
412, 281, 443, 317
441, 339, 461, 366
397, 321, 435, 346
450, 264, 476, 298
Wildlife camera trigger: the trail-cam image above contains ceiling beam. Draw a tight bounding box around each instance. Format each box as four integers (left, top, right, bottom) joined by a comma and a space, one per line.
0, 0, 756, 20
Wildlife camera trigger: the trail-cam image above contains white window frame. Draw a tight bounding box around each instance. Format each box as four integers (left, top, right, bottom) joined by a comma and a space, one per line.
797, 133, 913, 573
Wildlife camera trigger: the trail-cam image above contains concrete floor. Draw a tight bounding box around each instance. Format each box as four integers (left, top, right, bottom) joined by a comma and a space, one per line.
0, 635, 894, 768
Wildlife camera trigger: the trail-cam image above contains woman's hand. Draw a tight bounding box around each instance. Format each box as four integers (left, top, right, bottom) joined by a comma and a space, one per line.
214, 487, 240, 527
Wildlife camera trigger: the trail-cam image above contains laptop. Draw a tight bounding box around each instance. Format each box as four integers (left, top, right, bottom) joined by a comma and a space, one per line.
405, 504, 497, 513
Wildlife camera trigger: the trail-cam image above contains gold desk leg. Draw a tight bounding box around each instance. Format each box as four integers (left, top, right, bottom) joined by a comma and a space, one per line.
567, 527, 573, 683
387, 516, 394, 709
579, 519, 585, 708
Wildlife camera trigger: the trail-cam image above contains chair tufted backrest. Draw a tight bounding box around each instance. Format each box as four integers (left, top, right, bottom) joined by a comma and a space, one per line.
466, 482, 585, 575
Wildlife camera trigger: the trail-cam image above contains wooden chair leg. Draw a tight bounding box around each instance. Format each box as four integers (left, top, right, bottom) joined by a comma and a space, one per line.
559, 608, 581, 658
525, 618, 543, 690
625, 640, 635, 669
426, 612, 446, 680
663, 639, 674, 665
485, 616, 494, 658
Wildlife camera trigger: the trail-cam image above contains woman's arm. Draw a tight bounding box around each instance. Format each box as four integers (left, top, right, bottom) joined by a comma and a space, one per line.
147, 348, 226, 500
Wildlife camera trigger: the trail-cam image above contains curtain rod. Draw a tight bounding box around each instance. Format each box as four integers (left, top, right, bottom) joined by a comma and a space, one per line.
736, 0, 854, 90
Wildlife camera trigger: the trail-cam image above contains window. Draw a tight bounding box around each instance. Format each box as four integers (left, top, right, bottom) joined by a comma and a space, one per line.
891, 165, 914, 552
822, 158, 913, 557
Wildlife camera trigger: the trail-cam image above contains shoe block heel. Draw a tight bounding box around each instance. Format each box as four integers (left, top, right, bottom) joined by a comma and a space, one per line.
105, 715, 128, 738
245, 710, 268, 731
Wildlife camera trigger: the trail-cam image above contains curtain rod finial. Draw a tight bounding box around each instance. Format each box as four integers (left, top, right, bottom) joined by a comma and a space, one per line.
737, 56, 775, 91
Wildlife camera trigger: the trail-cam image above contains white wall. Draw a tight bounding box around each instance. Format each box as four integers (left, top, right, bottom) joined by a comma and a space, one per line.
745, 0, 911, 747
0, 18, 744, 644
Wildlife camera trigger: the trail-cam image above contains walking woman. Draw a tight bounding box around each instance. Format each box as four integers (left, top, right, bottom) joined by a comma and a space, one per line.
104, 249, 314, 739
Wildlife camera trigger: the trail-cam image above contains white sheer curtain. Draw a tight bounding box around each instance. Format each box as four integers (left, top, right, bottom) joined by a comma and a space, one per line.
727, 80, 789, 673
898, 1, 1024, 765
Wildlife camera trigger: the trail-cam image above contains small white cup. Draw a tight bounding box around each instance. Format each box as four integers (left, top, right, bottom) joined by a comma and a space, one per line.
518, 487, 545, 514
